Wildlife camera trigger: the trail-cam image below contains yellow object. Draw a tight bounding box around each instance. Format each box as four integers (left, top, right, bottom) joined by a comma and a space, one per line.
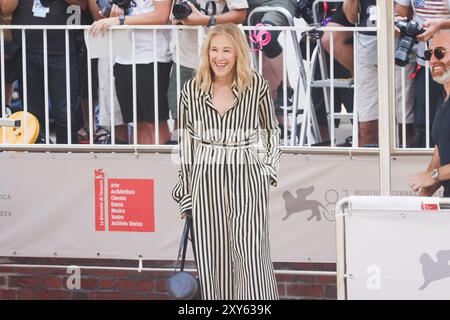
0, 111, 40, 144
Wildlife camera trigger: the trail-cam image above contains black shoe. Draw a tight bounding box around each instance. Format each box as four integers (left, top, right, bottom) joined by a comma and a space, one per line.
278, 123, 291, 141
0, 106, 11, 118
274, 84, 294, 111
35, 133, 54, 144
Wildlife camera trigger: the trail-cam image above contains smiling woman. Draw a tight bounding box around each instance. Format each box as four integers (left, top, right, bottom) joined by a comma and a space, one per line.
172, 23, 281, 300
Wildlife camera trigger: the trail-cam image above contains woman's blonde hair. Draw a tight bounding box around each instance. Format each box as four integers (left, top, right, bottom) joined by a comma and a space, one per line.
195, 23, 253, 96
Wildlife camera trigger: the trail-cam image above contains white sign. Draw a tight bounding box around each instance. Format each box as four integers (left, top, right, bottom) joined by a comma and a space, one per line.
343, 196, 450, 299
0, 152, 435, 262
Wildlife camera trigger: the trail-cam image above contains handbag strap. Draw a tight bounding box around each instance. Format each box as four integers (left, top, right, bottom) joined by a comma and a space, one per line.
175, 218, 190, 272
187, 217, 198, 265
175, 215, 199, 272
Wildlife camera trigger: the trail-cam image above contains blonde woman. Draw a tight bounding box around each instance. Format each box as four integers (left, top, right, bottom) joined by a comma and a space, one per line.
172, 23, 281, 300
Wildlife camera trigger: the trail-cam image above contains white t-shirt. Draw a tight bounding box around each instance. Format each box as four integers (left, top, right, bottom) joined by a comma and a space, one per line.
173, 0, 249, 69
116, 0, 172, 65
395, 0, 450, 65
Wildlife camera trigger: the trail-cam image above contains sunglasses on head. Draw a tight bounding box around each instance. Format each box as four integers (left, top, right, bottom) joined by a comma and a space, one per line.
423, 47, 448, 61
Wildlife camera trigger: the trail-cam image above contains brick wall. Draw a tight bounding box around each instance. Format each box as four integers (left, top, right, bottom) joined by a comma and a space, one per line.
0, 257, 336, 300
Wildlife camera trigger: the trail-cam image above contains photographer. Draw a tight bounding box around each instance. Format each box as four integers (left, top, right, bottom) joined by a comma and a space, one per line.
167, 0, 248, 130
2, 0, 88, 144
246, 0, 297, 109
90, 0, 173, 145
315, 3, 355, 144
345, 0, 415, 147
395, 0, 450, 148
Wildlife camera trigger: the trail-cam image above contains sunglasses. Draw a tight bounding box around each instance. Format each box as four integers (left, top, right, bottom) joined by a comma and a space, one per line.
423, 47, 448, 61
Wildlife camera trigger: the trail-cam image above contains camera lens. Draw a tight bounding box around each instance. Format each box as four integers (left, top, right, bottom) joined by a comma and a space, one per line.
394, 20, 425, 67
395, 50, 409, 66
172, 2, 193, 20
102, 5, 112, 17
395, 36, 415, 67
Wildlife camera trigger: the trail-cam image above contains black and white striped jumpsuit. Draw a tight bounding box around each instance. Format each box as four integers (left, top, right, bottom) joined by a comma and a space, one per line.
172, 72, 281, 300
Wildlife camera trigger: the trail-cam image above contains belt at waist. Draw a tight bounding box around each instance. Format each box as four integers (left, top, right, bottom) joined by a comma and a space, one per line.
196, 139, 255, 148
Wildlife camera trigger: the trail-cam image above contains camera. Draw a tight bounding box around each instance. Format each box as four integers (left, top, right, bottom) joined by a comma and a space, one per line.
97, 0, 132, 17
394, 20, 425, 66
172, 0, 202, 20
295, 0, 314, 25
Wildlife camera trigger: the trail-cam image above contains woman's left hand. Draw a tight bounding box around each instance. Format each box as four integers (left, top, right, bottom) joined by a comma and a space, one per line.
89, 17, 119, 38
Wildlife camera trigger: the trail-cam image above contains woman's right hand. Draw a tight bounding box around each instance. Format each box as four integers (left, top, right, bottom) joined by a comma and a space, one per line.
181, 210, 192, 219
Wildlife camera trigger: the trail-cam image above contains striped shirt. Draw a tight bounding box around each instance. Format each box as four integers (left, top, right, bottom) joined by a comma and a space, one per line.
172, 72, 281, 214
413, 0, 450, 20
396, 0, 450, 22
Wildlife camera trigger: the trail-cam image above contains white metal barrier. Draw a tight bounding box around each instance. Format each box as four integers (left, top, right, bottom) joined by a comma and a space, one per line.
0, 16, 435, 152
336, 196, 450, 299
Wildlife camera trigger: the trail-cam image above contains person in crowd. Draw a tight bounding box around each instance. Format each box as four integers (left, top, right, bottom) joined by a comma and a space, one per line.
2, 0, 86, 143
74, 0, 100, 143
90, 0, 173, 145
321, 3, 354, 75
172, 23, 280, 299
345, 0, 415, 147
395, 0, 450, 148
409, 29, 450, 197
312, 2, 355, 144
167, 0, 248, 135
246, 0, 297, 110
83, 0, 127, 144
0, 11, 17, 118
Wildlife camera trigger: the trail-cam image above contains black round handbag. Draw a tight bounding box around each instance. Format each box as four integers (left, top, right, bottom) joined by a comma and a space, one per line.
168, 270, 199, 300
168, 216, 200, 300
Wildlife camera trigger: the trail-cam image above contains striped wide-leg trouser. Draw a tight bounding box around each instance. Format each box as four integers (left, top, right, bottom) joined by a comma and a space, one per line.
190, 144, 279, 300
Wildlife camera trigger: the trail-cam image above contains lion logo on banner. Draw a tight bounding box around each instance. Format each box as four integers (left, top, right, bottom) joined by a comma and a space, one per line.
419, 250, 450, 290
95, 169, 105, 179
282, 186, 333, 222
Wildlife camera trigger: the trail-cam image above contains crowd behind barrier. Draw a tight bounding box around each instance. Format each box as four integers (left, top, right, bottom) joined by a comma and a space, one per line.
0, 0, 448, 150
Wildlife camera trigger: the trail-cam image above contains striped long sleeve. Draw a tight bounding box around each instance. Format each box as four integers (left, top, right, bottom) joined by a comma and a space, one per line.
259, 80, 282, 187
172, 82, 195, 214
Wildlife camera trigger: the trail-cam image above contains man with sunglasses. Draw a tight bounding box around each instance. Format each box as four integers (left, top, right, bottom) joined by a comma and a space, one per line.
395, 0, 450, 148
410, 29, 450, 197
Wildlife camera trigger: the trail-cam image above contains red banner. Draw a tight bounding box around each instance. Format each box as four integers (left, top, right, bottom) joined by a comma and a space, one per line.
108, 179, 155, 232
94, 169, 106, 231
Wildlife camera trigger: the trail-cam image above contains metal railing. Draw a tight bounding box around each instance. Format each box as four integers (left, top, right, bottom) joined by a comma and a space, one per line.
0, 19, 435, 155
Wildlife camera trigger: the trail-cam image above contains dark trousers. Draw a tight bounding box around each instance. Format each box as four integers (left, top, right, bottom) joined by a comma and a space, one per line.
21, 52, 80, 144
